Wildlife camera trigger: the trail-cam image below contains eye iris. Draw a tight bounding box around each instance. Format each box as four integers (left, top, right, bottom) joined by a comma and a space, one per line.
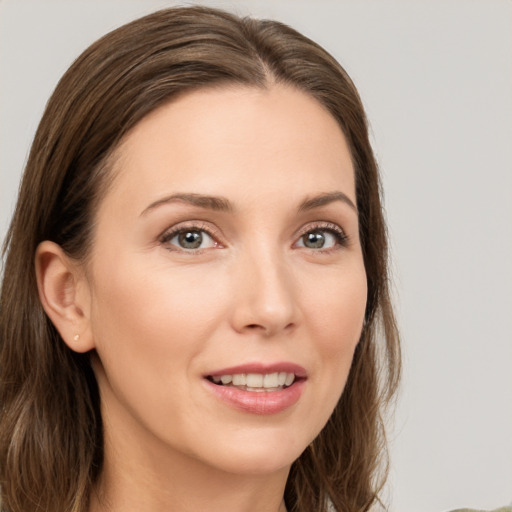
304, 231, 325, 249
178, 230, 203, 249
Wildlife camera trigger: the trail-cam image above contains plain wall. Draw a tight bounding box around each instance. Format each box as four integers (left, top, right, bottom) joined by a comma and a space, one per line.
1, 1, 511, 511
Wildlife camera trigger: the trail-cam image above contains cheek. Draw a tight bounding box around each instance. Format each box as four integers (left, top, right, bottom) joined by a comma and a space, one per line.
308, 263, 367, 352
90, 255, 224, 342
87, 256, 234, 437
302, 261, 367, 413
87, 257, 230, 391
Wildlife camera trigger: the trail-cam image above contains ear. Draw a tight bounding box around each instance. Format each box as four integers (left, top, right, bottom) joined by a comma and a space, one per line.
35, 241, 95, 353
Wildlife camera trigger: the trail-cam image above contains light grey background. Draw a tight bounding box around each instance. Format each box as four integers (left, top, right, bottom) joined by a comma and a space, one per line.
1, 1, 511, 511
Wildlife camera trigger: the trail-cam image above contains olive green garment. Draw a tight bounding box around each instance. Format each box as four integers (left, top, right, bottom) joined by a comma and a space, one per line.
450, 508, 512, 512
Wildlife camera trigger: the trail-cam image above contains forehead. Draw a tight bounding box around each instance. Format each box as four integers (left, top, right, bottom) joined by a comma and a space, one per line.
101, 84, 355, 216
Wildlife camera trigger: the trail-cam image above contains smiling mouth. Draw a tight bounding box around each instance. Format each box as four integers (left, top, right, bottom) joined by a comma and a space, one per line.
206, 372, 297, 392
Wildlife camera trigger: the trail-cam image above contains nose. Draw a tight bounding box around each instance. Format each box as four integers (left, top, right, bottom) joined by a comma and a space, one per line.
230, 249, 299, 337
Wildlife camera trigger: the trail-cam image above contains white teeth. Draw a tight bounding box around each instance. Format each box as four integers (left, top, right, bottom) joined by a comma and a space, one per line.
246, 373, 263, 387
232, 374, 246, 386
220, 375, 232, 385
263, 372, 279, 388
211, 372, 296, 390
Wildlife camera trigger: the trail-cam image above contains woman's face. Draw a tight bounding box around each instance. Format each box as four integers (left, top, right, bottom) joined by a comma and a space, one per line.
83, 84, 367, 476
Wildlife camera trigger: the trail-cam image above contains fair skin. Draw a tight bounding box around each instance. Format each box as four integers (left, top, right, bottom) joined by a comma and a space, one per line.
36, 84, 367, 512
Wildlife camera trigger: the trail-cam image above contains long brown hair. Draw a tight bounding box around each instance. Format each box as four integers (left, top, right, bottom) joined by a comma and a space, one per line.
0, 6, 400, 512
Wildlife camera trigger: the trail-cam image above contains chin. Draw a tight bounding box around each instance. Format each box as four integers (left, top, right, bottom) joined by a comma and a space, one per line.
207, 451, 299, 477
193, 429, 309, 477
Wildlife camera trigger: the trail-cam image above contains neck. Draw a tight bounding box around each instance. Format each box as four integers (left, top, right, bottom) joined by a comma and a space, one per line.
89, 407, 289, 512
90, 453, 289, 512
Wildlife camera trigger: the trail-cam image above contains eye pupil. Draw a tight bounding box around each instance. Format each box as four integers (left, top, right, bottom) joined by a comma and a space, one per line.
178, 230, 203, 249
303, 231, 325, 249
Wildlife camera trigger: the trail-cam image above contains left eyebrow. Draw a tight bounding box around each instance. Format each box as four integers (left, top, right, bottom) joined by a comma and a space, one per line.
298, 191, 357, 213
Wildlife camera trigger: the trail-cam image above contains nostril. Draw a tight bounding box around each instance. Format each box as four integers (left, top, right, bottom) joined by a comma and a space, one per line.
245, 323, 272, 336
243, 322, 295, 336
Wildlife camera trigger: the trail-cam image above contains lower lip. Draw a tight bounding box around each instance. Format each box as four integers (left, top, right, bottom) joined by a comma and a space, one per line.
204, 379, 306, 415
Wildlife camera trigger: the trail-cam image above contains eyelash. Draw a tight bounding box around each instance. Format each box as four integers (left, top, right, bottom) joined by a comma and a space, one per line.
159, 221, 349, 253
296, 222, 349, 252
159, 222, 221, 253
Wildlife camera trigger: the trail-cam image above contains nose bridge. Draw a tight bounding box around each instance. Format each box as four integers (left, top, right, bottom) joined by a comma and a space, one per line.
232, 237, 297, 335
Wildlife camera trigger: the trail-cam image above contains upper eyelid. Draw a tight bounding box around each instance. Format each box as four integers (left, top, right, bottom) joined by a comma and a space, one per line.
294, 221, 350, 250
159, 221, 222, 241
295, 221, 346, 237
158, 220, 348, 247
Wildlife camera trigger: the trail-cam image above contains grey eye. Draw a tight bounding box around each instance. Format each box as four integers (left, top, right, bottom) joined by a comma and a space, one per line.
297, 230, 338, 250
168, 230, 215, 250
178, 231, 202, 249
303, 231, 325, 248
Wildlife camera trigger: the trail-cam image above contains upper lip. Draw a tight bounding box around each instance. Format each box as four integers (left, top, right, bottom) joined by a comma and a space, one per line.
205, 362, 307, 378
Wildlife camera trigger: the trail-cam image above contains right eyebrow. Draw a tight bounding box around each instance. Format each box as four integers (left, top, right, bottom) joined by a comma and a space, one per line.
140, 193, 234, 217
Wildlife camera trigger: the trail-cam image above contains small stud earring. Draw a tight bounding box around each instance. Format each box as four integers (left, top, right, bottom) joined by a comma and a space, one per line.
73, 334, 80, 342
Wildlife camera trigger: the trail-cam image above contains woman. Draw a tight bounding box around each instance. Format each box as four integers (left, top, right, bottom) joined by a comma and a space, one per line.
0, 6, 400, 512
